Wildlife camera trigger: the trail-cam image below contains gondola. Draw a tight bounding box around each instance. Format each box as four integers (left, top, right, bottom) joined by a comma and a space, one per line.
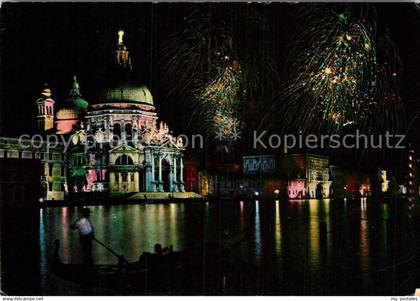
51, 228, 249, 291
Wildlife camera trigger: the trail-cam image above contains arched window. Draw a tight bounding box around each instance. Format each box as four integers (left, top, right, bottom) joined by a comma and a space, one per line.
116, 154, 133, 165
125, 124, 132, 139
113, 123, 121, 139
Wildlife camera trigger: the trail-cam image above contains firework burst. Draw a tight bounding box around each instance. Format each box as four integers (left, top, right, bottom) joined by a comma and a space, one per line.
160, 6, 246, 142
195, 54, 246, 140
279, 6, 405, 136
160, 5, 280, 145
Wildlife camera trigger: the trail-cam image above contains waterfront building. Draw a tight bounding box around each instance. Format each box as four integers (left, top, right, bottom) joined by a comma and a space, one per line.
53, 31, 185, 197
0, 31, 185, 201
243, 155, 277, 175
287, 154, 332, 199
0, 137, 66, 202
330, 166, 372, 199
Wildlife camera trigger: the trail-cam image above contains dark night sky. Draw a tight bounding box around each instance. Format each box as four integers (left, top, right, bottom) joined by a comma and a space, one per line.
1, 3, 420, 165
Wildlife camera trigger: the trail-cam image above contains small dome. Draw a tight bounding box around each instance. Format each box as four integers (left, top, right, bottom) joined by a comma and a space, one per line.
65, 76, 89, 110
56, 108, 79, 120
104, 85, 154, 106
66, 96, 89, 110
37, 83, 52, 101
41, 88, 52, 98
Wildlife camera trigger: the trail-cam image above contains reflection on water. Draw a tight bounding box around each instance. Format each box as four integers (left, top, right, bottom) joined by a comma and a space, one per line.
39, 209, 47, 290
1, 198, 417, 295
274, 200, 281, 257
359, 198, 370, 285
254, 201, 262, 261
308, 199, 320, 271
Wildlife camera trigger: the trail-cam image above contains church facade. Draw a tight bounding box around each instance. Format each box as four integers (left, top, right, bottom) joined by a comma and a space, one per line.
33, 31, 185, 200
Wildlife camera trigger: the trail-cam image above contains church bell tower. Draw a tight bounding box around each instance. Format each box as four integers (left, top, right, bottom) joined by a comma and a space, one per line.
36, 84, 55, 131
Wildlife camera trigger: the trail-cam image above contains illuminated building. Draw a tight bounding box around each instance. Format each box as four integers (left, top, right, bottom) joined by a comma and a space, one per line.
359, 176, 371, 197
380, 170, 389, 192
288, 154, 332, 199
407, 149, 416, 196
55, 77, 88, 134
36, 86, 55, 131
1, 31, 185, 201
201, 154, 331, 200
198, 170, 210, 196
243, 155, 276, 175
66, 31, 185, 195
287, 178, 306, 199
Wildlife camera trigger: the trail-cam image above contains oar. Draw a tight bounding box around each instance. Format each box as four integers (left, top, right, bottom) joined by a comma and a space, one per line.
92, 236, 130, 265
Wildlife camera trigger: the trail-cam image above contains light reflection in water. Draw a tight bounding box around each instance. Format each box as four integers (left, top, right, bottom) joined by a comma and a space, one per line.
33, 200, 413, 295
360, 197, 370, 284
361, 197, 368, 220
240, 201, 245, 232
39, 208, 47, 289
61, 207, 69, 260
274, 200, 281, 257
53, 205, 187, 264
381, 203, 389, 258
319, 199, 331, 250
308, 200, 320, 268
158, 204, 166, 243
169, 203, 177, 248
255, 200, 262, 261
308, 198, 331, 283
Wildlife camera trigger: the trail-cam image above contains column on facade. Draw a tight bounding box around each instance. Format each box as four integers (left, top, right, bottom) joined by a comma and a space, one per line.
105, 118, 109, 141
180, 157, 184, 182
134, 172, 140, 192
118, 172, 122, 192
144, 149, 154, 192
173, 157, 177, 182
158, 154, 164, 192
151, 152, 156, 192
151, 153, 155, 182
159, 155, 162, 182
179, 157, 185, 192
127, 172, 131, 192
168, 156, 174, 192
110, 172, 115, 192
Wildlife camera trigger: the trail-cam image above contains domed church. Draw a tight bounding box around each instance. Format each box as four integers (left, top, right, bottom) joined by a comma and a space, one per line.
36, 31, 185, 197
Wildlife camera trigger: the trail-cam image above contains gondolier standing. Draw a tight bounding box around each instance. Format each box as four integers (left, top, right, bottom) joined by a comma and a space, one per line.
70, 207, 94, 266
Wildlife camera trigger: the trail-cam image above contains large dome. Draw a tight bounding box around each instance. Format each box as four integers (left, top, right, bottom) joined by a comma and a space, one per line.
104, 85, 154, 106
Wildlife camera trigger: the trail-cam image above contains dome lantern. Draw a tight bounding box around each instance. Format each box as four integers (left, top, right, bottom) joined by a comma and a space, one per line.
113, 29, 132, 70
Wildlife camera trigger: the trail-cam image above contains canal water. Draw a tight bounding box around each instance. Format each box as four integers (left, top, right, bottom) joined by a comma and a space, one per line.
1, 198, 418, 295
